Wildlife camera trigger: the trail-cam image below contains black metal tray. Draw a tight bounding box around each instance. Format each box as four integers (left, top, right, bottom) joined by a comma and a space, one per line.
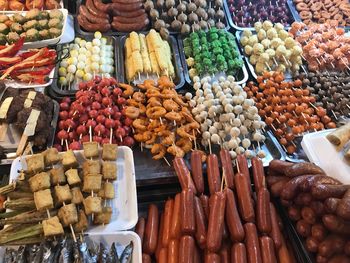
118, 33, 185, 90
177, 31, 248, 87
50, 34, 119, 97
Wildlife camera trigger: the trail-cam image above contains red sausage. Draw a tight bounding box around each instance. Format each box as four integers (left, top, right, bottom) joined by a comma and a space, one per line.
113, 13, 148, 24
112, 0, 141, 3
194, 196, 207, 249
244, 223, 262, 263
170, 193, 181, 239
252, 157, 265, 191
173, 157, 197, 194
235, 172, 255, 222
85, 0, 109, 18
231, 243, 248, 263
143, 204, 159, 255
159, 247, 168, 263
77, 14, 111, 33
225, 188, 245, 242
220, 149, 234, 189
207, 191, 226, 252
92, 0, 109, 13
220, 243, 230, 263
191, 150, 205, 194
268, 160, 293, 174
237, 154, 252, 193
179, 235, 195, 263
142, 253, 152, 263
155, 213, 165, 261
269, 203, 282, 250
207, 154, 221, 194
162, 199, 174, 247
256, 188, 272, 234
205, 253, 221, 263
194, 246, 201, 263
109, 8, 145, 17
181, 189, 195, 235
259, 236, 277, 263
109, 1, 142, 11
168, 239, 179, 263
200, 194, 210, 219
135, 217, 145, 245
79, 5, 109, 24
111, 19, 149, 32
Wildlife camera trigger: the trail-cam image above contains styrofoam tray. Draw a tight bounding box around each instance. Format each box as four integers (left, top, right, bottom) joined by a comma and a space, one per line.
301, 129, 350, 184
9, 146, 138, 232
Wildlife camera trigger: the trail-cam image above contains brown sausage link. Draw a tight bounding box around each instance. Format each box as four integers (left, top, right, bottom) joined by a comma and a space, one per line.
244, 223, 262, 263
266, 175, 286, 187
194, 246, 201, 263
135, 217, 145, 245
295, 193, 312, 206
310, 201, 325, 216
288, 206, 301, 221
194, 196, 207, 249
207, 154, 221, 194
113, 13, 148, 24
318, 235, 345, 258
92, 0, 109, 12
205, 253, 221, 263
316, 255, 328, 263
181, 189, 195, 235
179, 235, 195, 263
301, 206, 316, 225
108, 2, 143, 11
168, 239, 179, 263
173, 157, 197, 194
300, 175, 341, 192
220, 243, 230, 263
142, 253, 152, 263
322, 214, 350, 234
252, 157, 265, 191
220, 149, 234, 189
155, 213, 165, 261
269, 203, 282, 250
344, 241, 350, 256
329, 255, 350, 263
231, 243, 248, 263
311, 184, 350, 200
191, 150, 205, 194
296, 219, 311, 237
305, 236, 319, 253
270, 178, 290, 197
336, 189, 350, 220
311, 223, 327, 241
225, 188, 245, 242
268, 159, 293, 174
256, 188, 272, 234
143, 204, 159, 255
325, 197, 340, 213
77, 14, 111, 33
278, 237, 294, 263
85, 0, 109, 18
170, 193, 181, 239
79, 5, 109, 24
259, 236, 277, 263
237, 154, 252, 194
200, 194, 210, 219
235, 172, 255, 222
159, 247, 168, 263
109, 8, 145, 17
280, 174, 316, 200
284, 162, 325, 177
162, 199, 174, 247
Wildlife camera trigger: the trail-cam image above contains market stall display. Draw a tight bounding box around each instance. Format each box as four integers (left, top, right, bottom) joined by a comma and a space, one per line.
0, 0, 62, 11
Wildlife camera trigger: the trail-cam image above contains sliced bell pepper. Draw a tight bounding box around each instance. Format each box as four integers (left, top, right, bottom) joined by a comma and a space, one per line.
0, 37, 24, 58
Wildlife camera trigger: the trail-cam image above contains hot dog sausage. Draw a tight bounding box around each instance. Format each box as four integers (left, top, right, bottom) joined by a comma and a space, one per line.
268, 159, 293, 174
316, 255, 328, 263
191, 150, 205, 194
220, 149, 234, 189
155, 213, 165, 261
296, 219, 311, 237
77, 14, 111, 33
305, 236, 319, 253
173, 157, 197, 194
237, 154, 252, 193
288, 206, 301, 221
266, 175, 286, 187
207, 154, 221, 194
225, 188, 245, 242
269, 203, 282, 250
109, 8, 145, 17
324, 197, 340, 213
86, 0, 109, 18
256, 188, 272, 234
207, 191, 226, 252
168, 239, 179, 263
142, 253, 152, 263
329, 255, 350, 263
200, 194, 210, 219
194, 196, 207, 249
113, 13, 148, 24
220, 243, 230, 263
135, 217, 145, 245
244, 223, 262, 263
143, 204, 159, 255
300, 175, 341, 192
259, 236, 277, 263
112, 19, 149, 32
179, 235, 195, 263
310, 201, 325, 216
280, 175, 316, 200
170, 193, 181, 239
301, 207, 316, 225
311, 184, 350, 200
159, 247, 168, 263
295, 193, 312, 206
284, 162, 325, 177
336, 189, 350, 220
79, 5, 109, 25
92, 0, 109, 13
181, 189, 195, 235
112, 0, 141, 3
235, 172, 255, 222
311, 223, 327, 241
278, 237, 293, 263
252, 157, 264, 191
231, 243, 248, 263
322, 214, 350, 234
205, 253, 221, 263
318, 235, 345, 258
109, 2, 142, 11
162, 199, 174, 247
194, 246, 201, 263
270, 178, 290, 197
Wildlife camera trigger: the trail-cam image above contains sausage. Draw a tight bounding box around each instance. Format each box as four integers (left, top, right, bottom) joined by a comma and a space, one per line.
159, 248, 168, 263
162, 199, 174, 247
112, 19, 149, 32
181, 189, 195, 235
200, 194, 210, 219
205, 253, 221, 263
270, 178, 290, 197
191, 150, 205, 194
220, 149, 234, 189
222, 221, 229, 241
296, 219, 311, 237
344, 241, 350, 256
280, 199, 293, 207
311, 184, 350, 200
207, 154, 221, 194
244, 223, 262, 263
322, 214, 350, 234
310, 201, 325, 216
316, 255, 328, 263
301, 207, 316, 225
235, 172, 255, 222
336, 189, 350, 220
220, 243, 230, 263
113, 13, 148, 24
92, 0, 109, 12
112, 0, 141, 3
207, 191, 226, 252
259, 236, 277, 263
256, 188, 272, 234
294, 192, 312, 206
225, 188, 245, 242
143, 204, 159, 255
108, 2, 142, 11
284, 162, 325, 177
280, 174, 316, 200
194, 196, 207, 249
194, 246, 201, 263
79, 5, 109, 24
318, 235, 345, 258
305, 236, 319, 253
268, 160, 293, 174
173, 157, 197, 194
85, 0, 109, 18
329, 255, 350, 263
269, 203, 282, 250
266, 175, 286, 187
170, 193, 181, 239
252, 157, 265, 191
179, 235, 195, 263
300, 175, 341, 192
287, 206, 301, 221
236, 154, 252, 193
77, 14, 111, 33
155, 213, 165, 261
109, 8, 145, 17
311, 223, 327, 241
142, 253, 152, 263
325, 197, 340, 213
168, 239, 179, 263
135, 217, 145, 245
278, 237, 293, 263
231, 243, 248, 263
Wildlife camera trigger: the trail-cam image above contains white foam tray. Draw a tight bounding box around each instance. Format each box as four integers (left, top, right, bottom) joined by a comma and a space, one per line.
9, 146, 138, 232
301, 129, 350, 184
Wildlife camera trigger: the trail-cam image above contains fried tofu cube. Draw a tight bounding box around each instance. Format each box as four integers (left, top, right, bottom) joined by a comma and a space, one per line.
98, 183, 105, 198
82, 174, 102, 192
73, 210, 88, 233
71, 187, 84, 204
44, 148, 60, 165
104, 182, 115, 199
83, 196, 102, 215
26, 154, 45, 173
82, 160, 101, 176
50, 167, 66, 185
83, 142, 99, 158
43, 216, 64, 237
62, 150, 78, 169
65, 169, 81, 186
102, 162, 117, 180
93, 207, 112, 225
58, 203, 78, 226
102, 144, 118, 161
29, 172, 51, 192
34, 189, 54, 211
55, 184, 72, 204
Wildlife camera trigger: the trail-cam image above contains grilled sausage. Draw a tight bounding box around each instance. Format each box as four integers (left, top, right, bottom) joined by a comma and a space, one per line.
269, 203, 282, 249
79, 5, 109, 24
162, 199, 174, 247
231, 243, 248, 263
318, 235, 345, 258
301, 207, 316, 225
305, 236, 319, 253
322, 214, 350, 234
311, 223, 327, 241
173, 157, 197, 194
220, 149, 234, 189
288, 206, 301, 221
92, 0, 109, 12
237, 154, 252, 193
270, 178, 290, 197
256, 188, 272, 234
191, 150, 205, 194
170, 193, 181, 239
181, 189, 195, 235
159, 247, 168, 263
268, 160, 293, 174
324, 197, 340, 213
109, 1, 143, 11
168, 239, 179, 263
135, 217, 145, 245
205, 253, 221, 263
77, 14, 111, 33
244, 223, 262, 263
259, 236, 277, 263
109, 8, 145, 17
142, 253, 152, 263
86, 0, 109, 18
311, 184, 350, 200
200, 194, 210, 219
235, 172, 255, 222
143, 204, 159, 255
179, 235, 195, 263
252, 157, 264, 191
284, 162, 325, 177
194, 196, 207, 249
296, 219, 311, 237
112, 19, 149, 32
155, 213, 165, 261
336, 189, 350, 220
225, 188, 245, 242
220, 243, 230, 263
207, 154, 221, 194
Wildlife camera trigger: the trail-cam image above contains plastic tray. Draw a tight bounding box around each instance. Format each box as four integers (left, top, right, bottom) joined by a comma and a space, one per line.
50, 34, 119, 97
0, 1, 63, 13
118, 34, 185, 90
177, 33, 249, 87
9, 146, 138, 232
301, 129, 350, 184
